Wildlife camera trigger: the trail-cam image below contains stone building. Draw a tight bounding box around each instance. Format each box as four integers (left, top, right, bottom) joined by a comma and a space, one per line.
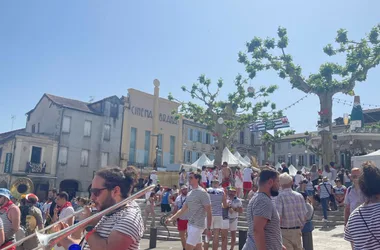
26, 94, 124, 198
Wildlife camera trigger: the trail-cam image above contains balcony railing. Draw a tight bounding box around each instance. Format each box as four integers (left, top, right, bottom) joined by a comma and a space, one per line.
25, 161, 47, 174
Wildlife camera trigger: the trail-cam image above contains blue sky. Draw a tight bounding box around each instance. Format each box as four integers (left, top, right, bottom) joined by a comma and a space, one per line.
0, 1, 379, 134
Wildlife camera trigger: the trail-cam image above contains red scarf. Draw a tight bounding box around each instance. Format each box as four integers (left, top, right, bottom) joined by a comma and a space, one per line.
57, 201, 72, 213
0, 200, 13, 212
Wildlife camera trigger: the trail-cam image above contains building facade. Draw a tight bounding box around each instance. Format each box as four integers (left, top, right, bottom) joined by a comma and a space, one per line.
0, 129, 58, 200
120, 80, 183, 169
26, 94, 124, 198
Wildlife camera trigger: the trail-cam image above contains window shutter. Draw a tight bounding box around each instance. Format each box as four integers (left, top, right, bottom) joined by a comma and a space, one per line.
191, 151, 197, 162
193, 130, 197, 142
188, 128, 191, 141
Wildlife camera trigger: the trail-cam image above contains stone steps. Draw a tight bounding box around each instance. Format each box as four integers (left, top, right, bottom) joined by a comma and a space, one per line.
137, 199, 345, 241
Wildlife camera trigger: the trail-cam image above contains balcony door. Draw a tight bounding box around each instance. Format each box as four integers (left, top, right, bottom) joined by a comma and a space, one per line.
31, 146, 42, 164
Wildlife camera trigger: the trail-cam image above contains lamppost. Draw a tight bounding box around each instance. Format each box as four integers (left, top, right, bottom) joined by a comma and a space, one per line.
182, 143, 187, 163
151, 134, 161, 170
287, 153, 291, 166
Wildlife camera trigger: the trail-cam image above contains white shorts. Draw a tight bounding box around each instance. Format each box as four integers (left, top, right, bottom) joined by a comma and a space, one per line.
211, 216, 223, 229
187, 225, 204, 246
222, 219, 238, 231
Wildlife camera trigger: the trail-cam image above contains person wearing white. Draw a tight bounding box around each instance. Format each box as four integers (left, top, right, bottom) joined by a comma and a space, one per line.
243, 167, 254, 198
223, 187, 243, 250
150, 170, 158, 185
234, 167, 243, 198
201, 166, 208, 187
207, 169, 214, 184
322, 165, 334, 186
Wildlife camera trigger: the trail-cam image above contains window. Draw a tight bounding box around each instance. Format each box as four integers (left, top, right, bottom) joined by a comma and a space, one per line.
58, 147, 68, 165
309, 155, 316, 165
170, 136, 175, 164
239, 131, 245, 144
183, 150, 187, 163
62, 116, 71, 133
186, 151, 191, 163
298, 155, 305, 166
197, 131, 202, 143
278, 155, 285, 163
101, 152, 109, 167
196, 152, 201, 160
289, 155, 295, 165
31, 146, 42, 164
37, 123, 40, 133
81, 150, 89, 167
84, 120, 92, 137
129, 127, 137, 163
144, 131, 151, 164
103, 124, 111, 141
277, 143, 282, 150
206, 133, 211, 144
250, 133, 255, 146
31, 124, 36, 133
189, 129, 193, 141
157, 134, 163, 167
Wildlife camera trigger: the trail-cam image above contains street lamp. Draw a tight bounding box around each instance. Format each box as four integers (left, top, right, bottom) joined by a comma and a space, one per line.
151, 134, 161, 170
287, 153, 291, 165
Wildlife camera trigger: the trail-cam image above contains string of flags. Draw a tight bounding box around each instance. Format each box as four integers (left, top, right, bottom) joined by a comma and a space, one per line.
333, 98, 380, 108
263, 94, 309, 114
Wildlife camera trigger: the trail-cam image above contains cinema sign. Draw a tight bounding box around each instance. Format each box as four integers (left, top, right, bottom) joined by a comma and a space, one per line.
131, 106, 179, 125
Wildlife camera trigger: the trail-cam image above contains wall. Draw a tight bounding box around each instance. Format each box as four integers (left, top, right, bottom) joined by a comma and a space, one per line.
121, 88, 181, 167
56, 102, 123, 192
26, 96, 61, 136
12, 134, 58, 176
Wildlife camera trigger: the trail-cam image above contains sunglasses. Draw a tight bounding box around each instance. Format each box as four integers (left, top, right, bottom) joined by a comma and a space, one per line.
90, 187, 108, 197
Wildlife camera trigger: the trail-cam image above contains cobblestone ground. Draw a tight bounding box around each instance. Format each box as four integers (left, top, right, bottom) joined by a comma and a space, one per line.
140, 225, 351, 250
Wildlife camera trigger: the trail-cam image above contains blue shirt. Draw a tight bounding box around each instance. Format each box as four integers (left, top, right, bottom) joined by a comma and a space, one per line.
162, 191, 170, 204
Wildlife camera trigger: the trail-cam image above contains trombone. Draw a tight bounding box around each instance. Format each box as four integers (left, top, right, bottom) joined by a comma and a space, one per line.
14, 185, 154, 250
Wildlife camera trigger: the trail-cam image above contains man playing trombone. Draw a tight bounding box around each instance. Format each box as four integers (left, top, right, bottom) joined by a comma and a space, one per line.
55, 166, 144, 250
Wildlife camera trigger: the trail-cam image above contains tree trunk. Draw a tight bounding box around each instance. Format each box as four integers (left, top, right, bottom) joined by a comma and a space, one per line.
318, 93, 334, 167
213, 123, 227, 167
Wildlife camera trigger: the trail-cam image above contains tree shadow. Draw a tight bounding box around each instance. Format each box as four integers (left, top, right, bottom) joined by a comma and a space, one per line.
318, 225, 337, 232
331, 233, 345, 238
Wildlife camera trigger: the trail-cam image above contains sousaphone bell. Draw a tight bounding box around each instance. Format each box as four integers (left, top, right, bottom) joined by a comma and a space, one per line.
10, 177, 34, 200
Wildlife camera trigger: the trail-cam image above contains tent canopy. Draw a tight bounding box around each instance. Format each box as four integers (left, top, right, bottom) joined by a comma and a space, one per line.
352, 150, 380, 169
234, 152, 251, 166
288, 165, 298, 176
211, 148, 248, 167
243, 155, 251, 163
191, 153, 213, 168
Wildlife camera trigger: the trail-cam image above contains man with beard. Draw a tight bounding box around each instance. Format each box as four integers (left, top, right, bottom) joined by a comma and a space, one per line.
57, 166, 144, 250
243, 168, 285, 250
173, 185, 189, 250
167, 172, 212, 250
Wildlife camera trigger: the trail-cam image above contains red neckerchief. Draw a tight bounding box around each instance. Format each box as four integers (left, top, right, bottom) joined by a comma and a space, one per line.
0, 200, 14, 212
57, 201, 72, 213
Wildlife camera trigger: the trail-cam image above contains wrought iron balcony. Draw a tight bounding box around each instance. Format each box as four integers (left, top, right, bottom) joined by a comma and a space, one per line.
25, 161, 47, 174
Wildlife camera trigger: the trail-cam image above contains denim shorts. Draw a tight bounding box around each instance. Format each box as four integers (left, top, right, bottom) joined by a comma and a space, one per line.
306, 190, 315, 197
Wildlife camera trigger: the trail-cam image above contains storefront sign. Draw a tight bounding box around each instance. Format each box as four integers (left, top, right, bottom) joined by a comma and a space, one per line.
4, 153, 13, 173
131, 106, 179, 125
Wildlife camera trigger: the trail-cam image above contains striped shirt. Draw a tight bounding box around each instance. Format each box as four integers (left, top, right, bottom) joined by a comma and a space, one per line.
175, 195, 189, 220
243, 192, 282, 250
83, 201, 143, 250
345, 203, 380, 249
319, 182, 332, 199
276, 188, 307, 228
184, 186, 211, 229
207, 187, 224, 216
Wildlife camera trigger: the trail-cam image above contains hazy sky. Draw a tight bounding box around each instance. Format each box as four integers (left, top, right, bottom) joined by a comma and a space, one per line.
0, 1, 379, 134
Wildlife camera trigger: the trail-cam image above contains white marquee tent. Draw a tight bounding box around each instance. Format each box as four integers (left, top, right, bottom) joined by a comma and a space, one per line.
211, 147, 249, 167
234, 152, 251, 166
352, 150, 380, 168
288, 164, 298, 176
243, 155, 251, 163
191, 153, 213, 168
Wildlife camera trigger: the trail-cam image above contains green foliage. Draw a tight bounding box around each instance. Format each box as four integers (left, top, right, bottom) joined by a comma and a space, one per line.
168, 74, 279, 144
239, 24, 380, 96
291, 137, 322, 156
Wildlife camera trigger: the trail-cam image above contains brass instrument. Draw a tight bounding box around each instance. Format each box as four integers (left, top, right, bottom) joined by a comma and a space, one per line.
4, 185, 155, 250
10, 177, 34, 200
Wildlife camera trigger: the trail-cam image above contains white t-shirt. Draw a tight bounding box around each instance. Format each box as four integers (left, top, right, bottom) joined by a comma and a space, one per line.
207, 172, 214, 182
218, 169, 223, 183
150, 174, 158, 185
294, 174, 304, 186
59, 206, 75, 223
201, 171, 208, 183
243, 168, 253, 182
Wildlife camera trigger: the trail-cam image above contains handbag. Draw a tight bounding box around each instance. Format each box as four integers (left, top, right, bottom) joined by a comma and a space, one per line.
358, 208, 380, 244
323, 182, 337, 210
